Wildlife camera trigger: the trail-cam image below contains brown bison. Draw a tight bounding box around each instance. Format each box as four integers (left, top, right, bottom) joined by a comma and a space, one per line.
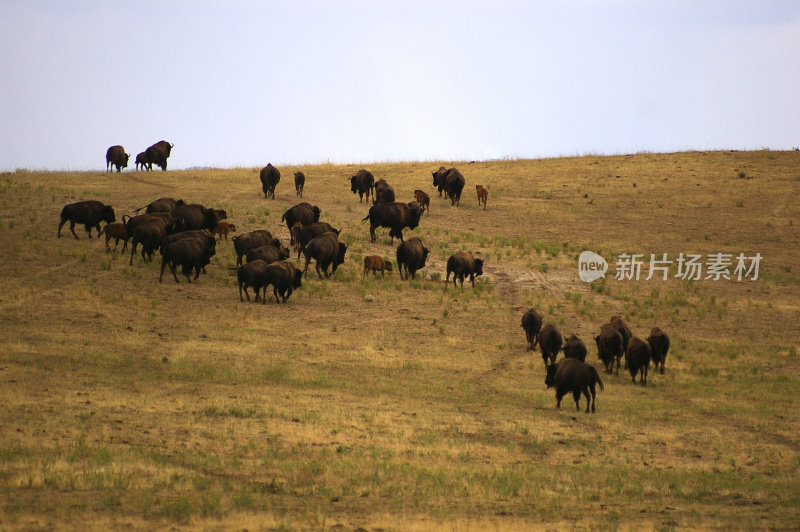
232, 230, 283, 267
432, 166, 448, 197
373, 179, 395, 205
413, 189, 430, 214
362, 201, 422, 243
144, 140, 173, 171
537, 323, 563, 367
595, 324, 624, 375
121, 212, 175, 252
237, 260, 269, 302
350, 169, 375, 203
545, 358, 604, 413
102, 222, 127, 253
134, 151, 150, 171
626, 336, 652, 385
264, 260, 303, 303
159, 233, 216, 283
281, 202, 322, 243
521, 308, 542, 351
647, 327, 670, 374
432, 167, 465, 205
609, 315, 632, 356
260, 163, 281, 199
58, 200, 116, 239
476, 185, 488, 210
396, 237, 429, 280
302, 232, 347, 279
562, 334, 588, 362
291, 222, 340, 260
294, 171, 305, 197
171, 203, 225, 232
132, 197, 185, 214
445, 251, 484, 288
210, 221, 236, 241
105, 145, 129, 172
362, 256, 393, 278
245, 243, 290, 265
128, 217, 171, 265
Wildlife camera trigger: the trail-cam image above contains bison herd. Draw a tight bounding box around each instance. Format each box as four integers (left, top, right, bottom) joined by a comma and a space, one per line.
521, 309, 671, 413
63, 157, 669, 413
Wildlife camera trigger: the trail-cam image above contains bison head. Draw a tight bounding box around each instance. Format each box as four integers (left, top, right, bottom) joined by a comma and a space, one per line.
292, 268, 303, 289
474, 258, 484, 277
333, 243, 348, 272
545, 364, 558, 388
350, 176, 358, 193
102, 206, 116, 224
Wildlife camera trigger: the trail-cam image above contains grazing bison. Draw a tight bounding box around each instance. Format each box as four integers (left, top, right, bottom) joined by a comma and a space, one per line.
562, 334, 588, 362
232, 230, 282, 267
362, 201, 422, 243
350, 169, 375, 203
171, 203, 225, 232
363, 256, 392, 278
537, 323, 563, 367
291, 222, 340, 260
237, 259, 269, 302
281, 202, 321, 244
210, 221, 236, 241
432, 166, 448, 197
105, 145, 129, 173
396, 237, 429, 280
373, 179, 395, 205
264, 260, 303, 303
595, 324, 624, 375
521, 308, 542, 351
545, 358, 604, 413
476, 185, 488, 210
609, 315, 632, 356
134, 152, 150, 171
260, 163, 281, 199
144, 140, 173, 171
294, 171, 305, 197
302, 232, 347, 279
159, 234, 216, 283
626, 336, 652, 385
245, 244, 290, 265
413, 189, 430, 214
445, 251, 484, 288
58, 200, 116, 239
647, 327, 670, 374
102, 222, 127, 253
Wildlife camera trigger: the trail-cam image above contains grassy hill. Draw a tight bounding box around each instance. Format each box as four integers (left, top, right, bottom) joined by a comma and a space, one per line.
1, 151, 798, 530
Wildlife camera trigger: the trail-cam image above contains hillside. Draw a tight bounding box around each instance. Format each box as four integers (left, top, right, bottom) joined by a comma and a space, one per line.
1, 151, 799, 530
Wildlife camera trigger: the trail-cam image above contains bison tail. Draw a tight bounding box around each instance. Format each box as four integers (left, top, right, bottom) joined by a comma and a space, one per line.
361, 214, 370, 223
591, 366, 605, 392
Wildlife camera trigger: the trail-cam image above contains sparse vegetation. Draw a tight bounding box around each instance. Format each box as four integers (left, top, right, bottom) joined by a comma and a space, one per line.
0, 152, 798, 530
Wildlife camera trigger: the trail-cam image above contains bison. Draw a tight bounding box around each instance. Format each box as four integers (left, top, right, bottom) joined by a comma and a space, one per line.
294, 171, 305, 197
609, 315, 632, 356
58, 200, 116, 239
432, 167, 465, 205
171, 203, 225, 232
362, 256, 393, 278
521, 308, 542, 351
290, 222, 340, 260
373, 179, 395, 205
132, 197, 185, 214
647, 327, 670, 374
102, 222, 127, 253
595, 324, 624, 375
562, 334, 588, 362
232, 230, 283, 267
626, 336, 652, 386
362, 201, 422, 243
105, 145, 129, 173
350, 169, 375, 203
413, 189, 430, 214
537, 323, 563, 368
302, 232, 347, 279
121, 212, 175, 252
264, 260, 303, 303
545, 358, 604, 413
396, 237, 429, 280
134, 152, 150, 171
445, 251, 484, 288
144, 140, 173, 171
260, 163, 280, 199
128, 218, 171, 265
159, 234, 216, 283
245, 243, 290, 265
210, 221, 236, 241
432, 166, 448, 197
281, 202, 321, 244
237, 259, 269, 302
476, 185, 488, 210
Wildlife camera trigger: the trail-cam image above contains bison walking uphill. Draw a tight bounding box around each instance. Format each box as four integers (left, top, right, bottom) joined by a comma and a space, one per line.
105, 146, 129, 172
260, 163, 281, 199
362, 201, 422, 243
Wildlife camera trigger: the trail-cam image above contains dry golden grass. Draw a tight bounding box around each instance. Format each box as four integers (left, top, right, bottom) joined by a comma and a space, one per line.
1, 151, 799, 530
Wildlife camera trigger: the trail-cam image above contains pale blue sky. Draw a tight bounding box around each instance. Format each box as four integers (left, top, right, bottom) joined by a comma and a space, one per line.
1, 1, 798, 171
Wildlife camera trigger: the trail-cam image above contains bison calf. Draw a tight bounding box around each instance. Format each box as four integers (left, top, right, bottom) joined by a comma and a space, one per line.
476, 185, 488, 210
211, 221, 236, 241
647, 327, 670, 374
521, 308, 542, 351
413, 189, 430, 214
102, 222, 128, 253
545, 358, 604, 413
362, 255, 393, 279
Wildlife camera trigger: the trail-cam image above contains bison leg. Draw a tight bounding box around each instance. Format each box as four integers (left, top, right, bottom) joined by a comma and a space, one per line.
239, 282, 247, 302
369, 224, 377, 242
555, 392, 564, 409
573, 390, 582, 412
69, 221, 79, 239
159, 258, 168, 283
